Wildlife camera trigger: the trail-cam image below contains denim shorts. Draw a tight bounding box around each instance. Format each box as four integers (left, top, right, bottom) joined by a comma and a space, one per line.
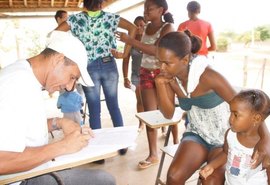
181, 132, 222, 151
131, 73, 140, 86
139, 67, 160, 89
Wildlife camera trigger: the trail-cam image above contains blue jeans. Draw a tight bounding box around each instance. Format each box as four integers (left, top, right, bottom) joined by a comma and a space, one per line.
83, 57, 123, 129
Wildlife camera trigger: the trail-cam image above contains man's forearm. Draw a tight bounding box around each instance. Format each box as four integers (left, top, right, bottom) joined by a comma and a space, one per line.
0, 142, 65, 174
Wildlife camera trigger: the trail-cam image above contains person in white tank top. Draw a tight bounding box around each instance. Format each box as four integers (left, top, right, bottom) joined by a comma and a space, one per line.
115, 0, 177, 169
200, 89, 270, 185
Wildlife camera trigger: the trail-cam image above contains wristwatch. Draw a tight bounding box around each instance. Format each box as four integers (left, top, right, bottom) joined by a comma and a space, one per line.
52, 118, 60, 130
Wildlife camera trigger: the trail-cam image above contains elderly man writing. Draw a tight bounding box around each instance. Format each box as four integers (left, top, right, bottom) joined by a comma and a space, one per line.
0, 31, 116, 185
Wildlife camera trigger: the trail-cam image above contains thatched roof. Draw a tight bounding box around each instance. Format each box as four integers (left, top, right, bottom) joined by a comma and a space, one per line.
0, 0, 120, 12
0, 0, 120, 18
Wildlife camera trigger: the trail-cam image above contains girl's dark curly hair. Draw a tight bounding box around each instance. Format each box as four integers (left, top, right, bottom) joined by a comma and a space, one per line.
234, 89, 270, 119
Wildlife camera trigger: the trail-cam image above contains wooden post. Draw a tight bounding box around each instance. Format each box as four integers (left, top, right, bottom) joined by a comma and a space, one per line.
243, 56, 248, 87
260, 58, 267, 89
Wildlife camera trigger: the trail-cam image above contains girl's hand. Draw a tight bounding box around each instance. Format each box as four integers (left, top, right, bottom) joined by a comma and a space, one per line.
199, 165, 214, 180
111, 49, 124, 59
124, 78, 131, 89
115, 31, 130, 44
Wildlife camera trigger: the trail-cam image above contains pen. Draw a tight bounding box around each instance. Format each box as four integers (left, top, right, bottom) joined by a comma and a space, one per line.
80, 120, 86, 134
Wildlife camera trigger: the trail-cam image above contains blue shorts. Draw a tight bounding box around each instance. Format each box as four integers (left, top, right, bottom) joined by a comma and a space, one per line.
181, 132, 222, 151
131, 73, 140, 86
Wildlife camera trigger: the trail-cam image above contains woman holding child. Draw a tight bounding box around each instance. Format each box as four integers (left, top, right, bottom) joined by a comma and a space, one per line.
155, 31, 270, 184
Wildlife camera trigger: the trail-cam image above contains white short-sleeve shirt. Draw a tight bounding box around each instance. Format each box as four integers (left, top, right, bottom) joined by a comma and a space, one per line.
0, 60, 48, 153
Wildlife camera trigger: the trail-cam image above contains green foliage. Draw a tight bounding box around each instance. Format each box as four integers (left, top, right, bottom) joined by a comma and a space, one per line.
25, 30, 45, 57
236, 32, 251, 43
0, 21, 15, 52
219, 31, 237, 41
216, 37, 229, 52
236, 30, 260, 44
255, 26, 270, 41
217, 24, 270, 45
1, 19, 45, 58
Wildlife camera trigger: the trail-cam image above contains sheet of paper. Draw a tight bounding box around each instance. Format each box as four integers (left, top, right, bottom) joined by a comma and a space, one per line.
52, 126, 138, 166
90, 126, 138, 146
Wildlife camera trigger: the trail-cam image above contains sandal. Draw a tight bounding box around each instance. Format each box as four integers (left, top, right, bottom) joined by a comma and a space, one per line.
138, 159, 159, 169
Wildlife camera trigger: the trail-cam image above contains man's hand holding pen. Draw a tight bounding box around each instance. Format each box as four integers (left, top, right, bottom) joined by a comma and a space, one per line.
60, 124, 94, 155
53, 118, 95, 155
80, 123, 94, 137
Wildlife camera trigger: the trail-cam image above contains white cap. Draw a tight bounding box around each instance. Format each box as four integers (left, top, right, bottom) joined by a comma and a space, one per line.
47, 31, 94, 87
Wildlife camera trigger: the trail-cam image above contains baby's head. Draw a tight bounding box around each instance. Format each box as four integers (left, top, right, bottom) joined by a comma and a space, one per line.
229, 89, 270, 132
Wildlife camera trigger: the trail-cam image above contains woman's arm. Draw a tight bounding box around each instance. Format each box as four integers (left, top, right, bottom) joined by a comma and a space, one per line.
200, 67, 236, 103
155, 75, 176, 119
252, 121, 270, 168
118, 17, 137, 58
116, 23, 175, 56
122, 53, 131, 88
116, 32, 156, 55
207, 31, 216, 52
55, 21, 70, 31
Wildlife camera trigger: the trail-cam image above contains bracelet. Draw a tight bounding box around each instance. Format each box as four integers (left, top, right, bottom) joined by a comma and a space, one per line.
124, 77, 128, 80
52, 118, 60, 130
